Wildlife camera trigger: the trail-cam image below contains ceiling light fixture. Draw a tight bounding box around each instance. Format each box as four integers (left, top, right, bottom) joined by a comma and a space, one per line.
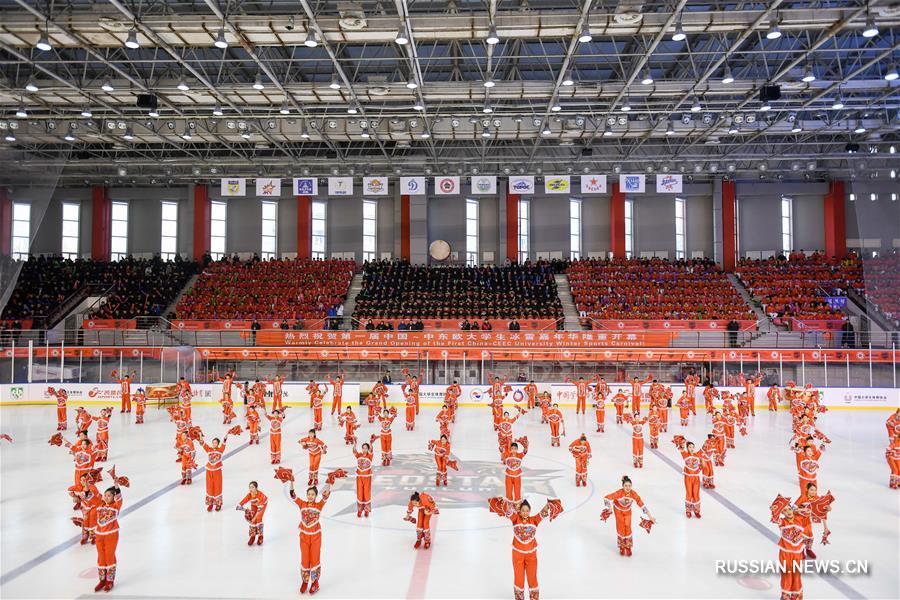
407, 75, 419, 89
329, 73, 341, 90
394, 23, 409, 45
125, 27, 140, 49
621, 99, 632, 112
81, 107, 93, 118
562, 71, 574, 86
486, 24, 500, 45
550, 99, 561, 112
884, 63, 899, 81
721, 65, 734, 84
413, 98, 425, 111
176, 78, 190, 91
766, 18, 782, 40
123, 127, 134, 140
15, 106, 27, 118
672, 21, 686, 42
304, 31, 318, 47
214, 27, 228, 49
578, 24, 592, 43
101, 79, 115, 92
279, 100, 290, 115
483, 76, 495, 88
665, 121, 674, 135
691, 98, 702, 113
347, 101, 360, 115
36, 27, 52, 52
212, 103, 223, 116
862, 13, 879, 38
801, 64, 816, 83
25, 78, 39, 93
64, 131, 75, 142
641, 69, 653, 85
481, 125, 491, 138
483, 101, 493, 114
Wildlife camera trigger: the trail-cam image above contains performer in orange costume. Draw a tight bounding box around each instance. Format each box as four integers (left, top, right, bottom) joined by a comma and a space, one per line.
403, 385, 417, 431
62, 435, 95, 501
887, 409, 900, 442
237, 481, 268, 546
738, 372, 762, 416
675, 439, 702, 518
177, 377, 193, 421
647, 410, 660, 450
623, 413, 649, 468
75, 406, 93, 433
523, 381, 538, 410
48, 387, 68, 430
111, 370, 135, 413
888, 433, 900, 489
592, 388, 607, 433
684, 373, 700, 415
771, 497, 805, 600
289, 479, 332, 594
564, 376, 595, 415
629, 374, 653, 414
428, 434, 453, 486
436, 403, 453, 439
353, 440, 374, 517
72, 472, 101, 545
310, 385, 324, 431
365, 387, 380, 424
198, 431, 230, 511
91, 407, 112, 462
546, 403, 565, 447
795, 483, 832, 559
768, 385, 783, 412
602, 476, 655, 557
219, 370, 235, 412
176, 428, 196, 485
593, 377, 611, 407
328, 373, 345, 415
489, 497, 562, 600
377, 407, 397, 466
497, 408, 525, 453
703, 383, 720, 415
305, 380, 319, 409
489, 387, 508, 431
93, 485, 123, 592
265, 408, 285, 464
611, 390, 628, 424
502, 438, 529, 501
676, 391, 692, 426
568, 434, 592, 487
298, 429, 328, 486
403, 368, 423, 414
793, 443, 822, 496
537, 392, 551, 424
445, 381, 461, 422
405, 491, 439, 549
371, 380, 389, 411
134, 388, 146, 424
338, 406, 359, 445
711, 411, 727, 465
700, 435, 717, 488
245, 404, 261, 445
266, 374, 285, 411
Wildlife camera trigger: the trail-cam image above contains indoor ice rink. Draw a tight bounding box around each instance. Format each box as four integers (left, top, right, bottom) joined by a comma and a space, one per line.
1, 0, 899, 599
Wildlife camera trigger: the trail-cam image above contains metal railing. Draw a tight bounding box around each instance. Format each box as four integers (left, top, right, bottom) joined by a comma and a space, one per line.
1, 327, 897, 350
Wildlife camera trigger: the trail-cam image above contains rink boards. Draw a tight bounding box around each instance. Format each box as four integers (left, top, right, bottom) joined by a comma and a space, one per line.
0, 382, 896, 409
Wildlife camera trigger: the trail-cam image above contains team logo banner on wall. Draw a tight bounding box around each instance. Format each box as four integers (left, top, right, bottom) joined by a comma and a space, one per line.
220, 178, 246, 197
328, 176, 354, 196
471, 175, 497, 195
508, 175, 535, 194
619, 174, 646, 193
293, 177, 318, 196
363, 176, 389, 196
656, 173, 683, 194
581, 174, 607, 194
255, 177, 281, 197
400, 176, 426, 195
434, 176, 460, 195
544, 175, 571, 194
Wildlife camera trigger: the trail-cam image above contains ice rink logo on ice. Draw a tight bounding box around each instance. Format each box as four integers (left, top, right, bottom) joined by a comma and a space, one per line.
715, 560, 869, 575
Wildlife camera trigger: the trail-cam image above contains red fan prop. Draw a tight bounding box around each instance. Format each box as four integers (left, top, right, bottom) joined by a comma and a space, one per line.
402, 515, 416, 524
325, 469, 348, 485
770, 494, 791, 523
227, 425, 243, 437
0, 433, 12, 443
447, 459, 460, 471
639, 517, 655, 534
369, 433, 378, 446
48, 433, 63, 446
274, 467, 294, 483
740, 425, 748, 437
108, 466, 130, 487
188, 426, 203, 441
671, 435, 686, 448
541, 499, 564, 521
87, 468, 103, 484
821, 530, 831, 545
600, 508, 612, 522
71, 516, 84, 528
242, 509, 253, 523
488, 496, 511, 516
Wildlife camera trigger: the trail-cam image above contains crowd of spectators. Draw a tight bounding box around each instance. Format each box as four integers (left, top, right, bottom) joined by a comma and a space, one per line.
735, 252, 863, 323
174, 258, 353, 321
1, 255, 199, 326
354, 260, 564, 322
567, 257, 753, 322
857, 252, 900, 328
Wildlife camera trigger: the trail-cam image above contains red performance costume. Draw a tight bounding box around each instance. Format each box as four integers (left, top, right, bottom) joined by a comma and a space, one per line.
265, 410, 285, 464
564, 376, 595, 415
176, 430, 196, 485
328, 374, 345, 415
200, 435, 229, 511
428, 436, 458, 486
290, 480, 333, 594
91, 408, 112, 462
591, 385, 608, 432
338, 408, 359, 445
502, 438, 529, 501
703, 385, 720, 415
246, 405, 261, 445
623, 413, 649, 468
266, 375, 285, 411
48, 387, 68, 430
377, 408, 398, 465
134, 389, 146, 424
403, 385, 418, 431
602, 480, 655, 556
568, 435, 592, 487
676, 392, 692, 427
887, 435, 900, 489
488, 497, 563, 600
353, 442, 374, 517
111, 370, 135, 413
738, 373, 762, 416
93, 484, 124, 592
497, 408, 525, 453
546, 406, 565, 447
630, 375, 653, 414
403, 368, 423, 414
684, 374, 700, 415
72, 475, 101, 545
405, 491, 439, 549
674, 438, 702, 518
310, 386, 324, 431
237, 486, 268, 545
768, 385, 783, 412
611, 391, 628, 424
523, 382, 538, 410
299, 432, 328, 486
770, 496, 805, 600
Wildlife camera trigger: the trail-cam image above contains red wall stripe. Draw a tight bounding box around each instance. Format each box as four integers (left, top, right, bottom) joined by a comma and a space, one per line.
610, 183, 625, 258
90, 186, 110, 261
400, 194, 410, 261
721, 180, 737, 272
506, 192, 519, 262
192, 184, 210, 260
296, 195, 311, 259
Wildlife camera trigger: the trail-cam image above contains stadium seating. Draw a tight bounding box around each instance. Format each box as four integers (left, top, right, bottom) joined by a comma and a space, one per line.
174, 258, 353, 321
354, 261, 563, 324
0, 255, 199, 326
735, 253, 863, 324
857, 252, 900, 328
567, 258, 753, 321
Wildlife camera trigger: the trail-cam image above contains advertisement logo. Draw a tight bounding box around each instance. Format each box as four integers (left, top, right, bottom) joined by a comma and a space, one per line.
546, 177, 569, 192
511, 179, 531, 191
10, 386, 23, 400
225, 180, 241, 194
295, 178, 316, 195
658, 174, 680, 192
476, 177, 492, 192
406, 179, 419, 193
366, 178, 385, 194
624, 175, 641, 191
439, 178, 456, 193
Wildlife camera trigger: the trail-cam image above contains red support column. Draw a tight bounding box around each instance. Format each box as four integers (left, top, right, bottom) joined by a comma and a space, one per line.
296, 195, 311, 259
192, 184, 210, 260
90, 185, 110, 261
400, 194, 410, 261
823, 180, 847, 259
0, 187, 11, 256
506, 193, 519, 262
721, 179, 737, 272
610, 183, 625, 258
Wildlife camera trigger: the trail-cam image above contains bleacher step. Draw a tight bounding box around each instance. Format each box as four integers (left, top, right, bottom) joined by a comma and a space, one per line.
554, 274, 583, 331
341, 273, 365, 330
